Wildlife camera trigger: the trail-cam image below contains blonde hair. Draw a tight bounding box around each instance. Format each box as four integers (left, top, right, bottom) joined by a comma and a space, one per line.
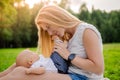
35, 5, 81, 57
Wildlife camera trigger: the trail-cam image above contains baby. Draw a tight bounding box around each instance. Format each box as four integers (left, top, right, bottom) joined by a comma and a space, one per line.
16, 36, 69, 74
16, 49, 57, 74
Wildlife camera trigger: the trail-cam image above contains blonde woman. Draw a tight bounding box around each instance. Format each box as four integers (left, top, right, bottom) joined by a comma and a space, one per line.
0, 5, 104, 80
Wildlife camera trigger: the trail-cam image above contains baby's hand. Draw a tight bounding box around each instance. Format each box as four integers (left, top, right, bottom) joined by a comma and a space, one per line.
26, 69, 31, 74
52, 35, 63, 43
26, 67, 45, 75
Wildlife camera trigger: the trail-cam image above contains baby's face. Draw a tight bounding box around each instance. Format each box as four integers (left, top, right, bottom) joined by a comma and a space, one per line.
16, 50, 39, 68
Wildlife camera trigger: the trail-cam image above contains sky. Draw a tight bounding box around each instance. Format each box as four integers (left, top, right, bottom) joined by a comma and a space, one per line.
25, 0, 120, 13
70, 0, 120, 13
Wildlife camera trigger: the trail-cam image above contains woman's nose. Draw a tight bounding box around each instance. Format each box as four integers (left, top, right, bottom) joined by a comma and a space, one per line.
47, 30, 52, 35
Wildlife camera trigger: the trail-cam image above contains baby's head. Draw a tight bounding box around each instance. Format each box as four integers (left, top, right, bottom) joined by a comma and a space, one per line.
16, 49, 39, 68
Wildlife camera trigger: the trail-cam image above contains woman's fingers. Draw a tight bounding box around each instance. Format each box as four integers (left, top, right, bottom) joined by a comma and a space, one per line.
54, 42, 66, 48
53, 40, 69, 59
54, 45, 62, 52
54, 45, 70, 60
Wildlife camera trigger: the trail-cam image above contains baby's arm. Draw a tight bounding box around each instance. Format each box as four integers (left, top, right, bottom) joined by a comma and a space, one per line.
0, 63, 16, 77
26, 67, 45, 75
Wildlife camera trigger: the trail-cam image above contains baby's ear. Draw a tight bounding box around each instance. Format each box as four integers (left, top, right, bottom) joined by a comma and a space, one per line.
24, 48, 30, 52
28, 60, 33, 65
26, 48, 30, 50
28, 55, 34, 65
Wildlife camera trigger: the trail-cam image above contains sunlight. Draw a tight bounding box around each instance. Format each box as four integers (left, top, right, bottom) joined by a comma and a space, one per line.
70, 0, 93, 13
25, 0, 61, 8
81, 0, 93, 11
14, 1, 25, 7
25, 0, 40, 8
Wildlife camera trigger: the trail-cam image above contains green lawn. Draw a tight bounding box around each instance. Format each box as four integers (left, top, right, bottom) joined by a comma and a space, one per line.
0, 43, 120, 80
0, 48, 37, 71
103, 43, 120, 80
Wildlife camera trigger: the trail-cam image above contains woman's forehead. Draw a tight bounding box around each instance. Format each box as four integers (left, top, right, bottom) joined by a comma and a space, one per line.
40, 24, 47, 30
37, 23, 46, 29
38, 23, 59, 30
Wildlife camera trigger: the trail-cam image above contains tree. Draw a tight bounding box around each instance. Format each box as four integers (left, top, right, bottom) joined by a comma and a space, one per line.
59, 0, 69, 9
77, 3, 91, 23
0, 0, 17, 27
11, 2, 32, 47
0, 0, 17, 48
29, 3, 43, 47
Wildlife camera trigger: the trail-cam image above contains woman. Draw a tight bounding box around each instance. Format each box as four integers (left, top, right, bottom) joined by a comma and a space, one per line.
0, 5, 104, 80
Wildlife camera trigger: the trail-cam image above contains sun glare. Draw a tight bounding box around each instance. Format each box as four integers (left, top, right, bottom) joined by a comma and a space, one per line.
25, 0, 61, 8
82, 0, 93, 11
25, 0, 40, 8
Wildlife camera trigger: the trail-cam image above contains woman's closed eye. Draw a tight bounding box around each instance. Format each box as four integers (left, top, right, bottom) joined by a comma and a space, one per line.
46, 25, 50, 30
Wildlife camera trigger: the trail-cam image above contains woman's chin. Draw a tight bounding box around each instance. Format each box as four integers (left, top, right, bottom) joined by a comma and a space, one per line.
59, 35, 63, 38
59, 34, 64, 38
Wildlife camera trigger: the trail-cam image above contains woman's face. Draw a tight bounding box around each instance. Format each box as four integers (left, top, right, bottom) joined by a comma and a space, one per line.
40, 23, 65, 37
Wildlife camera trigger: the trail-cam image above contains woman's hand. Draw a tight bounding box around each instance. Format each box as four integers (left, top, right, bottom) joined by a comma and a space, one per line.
53, 41, 70, 60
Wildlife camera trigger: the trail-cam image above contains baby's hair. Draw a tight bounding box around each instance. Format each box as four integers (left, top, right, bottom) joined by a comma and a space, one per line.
16, 49, 32, 66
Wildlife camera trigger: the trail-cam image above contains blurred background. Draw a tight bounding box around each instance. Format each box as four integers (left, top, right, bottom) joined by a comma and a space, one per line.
0, 0, 120, 48
0, 0, 120, 79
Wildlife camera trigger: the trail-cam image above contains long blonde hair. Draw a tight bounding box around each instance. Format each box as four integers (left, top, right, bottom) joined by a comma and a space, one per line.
35, 5, 81, 57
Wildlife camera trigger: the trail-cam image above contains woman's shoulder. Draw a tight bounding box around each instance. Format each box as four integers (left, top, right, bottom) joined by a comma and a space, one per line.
78, 22, 96, 29
78, 22, 101, 36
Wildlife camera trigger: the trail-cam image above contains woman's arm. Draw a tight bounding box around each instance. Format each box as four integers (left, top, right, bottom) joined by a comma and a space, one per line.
0, 66, 71, 80
71, 29, 104, 75
0, 63, 16, 77
26, 67, 45, 75
54, 29, 104, 75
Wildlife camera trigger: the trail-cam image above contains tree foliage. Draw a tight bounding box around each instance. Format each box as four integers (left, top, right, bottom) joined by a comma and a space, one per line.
0, 1, 120, 48
76, 4, 120, 43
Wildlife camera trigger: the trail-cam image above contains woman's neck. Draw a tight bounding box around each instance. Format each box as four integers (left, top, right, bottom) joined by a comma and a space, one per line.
66, 24, 78, 38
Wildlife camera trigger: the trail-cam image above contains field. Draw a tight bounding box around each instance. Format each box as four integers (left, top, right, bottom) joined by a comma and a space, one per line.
103, 43, 120, 80
0, 43, 120, 80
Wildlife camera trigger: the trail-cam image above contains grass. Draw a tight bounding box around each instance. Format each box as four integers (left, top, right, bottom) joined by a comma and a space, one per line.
0, 48, 37, 71
103, 43, 120, 80
0, 43, 120, 80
